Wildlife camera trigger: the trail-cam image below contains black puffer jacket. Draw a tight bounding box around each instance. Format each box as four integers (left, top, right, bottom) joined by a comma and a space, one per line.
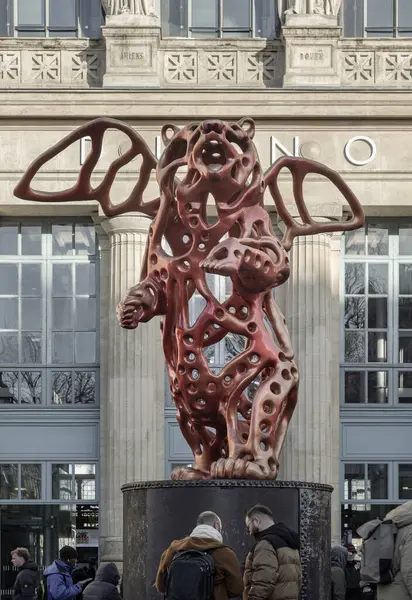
83, 563, 121, 600
13, 560, 39, 600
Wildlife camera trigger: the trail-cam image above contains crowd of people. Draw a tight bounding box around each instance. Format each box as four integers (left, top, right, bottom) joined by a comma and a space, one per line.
7, 499, 412, 600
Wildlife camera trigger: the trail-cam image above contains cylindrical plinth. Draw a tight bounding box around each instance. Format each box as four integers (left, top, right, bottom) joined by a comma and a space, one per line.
122, 480, 332, 600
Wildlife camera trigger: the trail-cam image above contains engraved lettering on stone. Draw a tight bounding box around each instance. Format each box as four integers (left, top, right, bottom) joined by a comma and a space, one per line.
121, 51, 144, 61
278, 0, 342, 20
343, 52, 374, 84
101, 0, 157, 17
299, 51, 324, 61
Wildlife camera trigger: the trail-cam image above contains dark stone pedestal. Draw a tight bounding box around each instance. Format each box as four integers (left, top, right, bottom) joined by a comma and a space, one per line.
122, 480, 332, 600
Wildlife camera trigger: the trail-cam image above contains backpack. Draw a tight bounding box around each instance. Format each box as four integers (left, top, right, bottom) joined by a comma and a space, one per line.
165, 549, 215, 600
35, 564, 66, 600
356, 519, 398, 585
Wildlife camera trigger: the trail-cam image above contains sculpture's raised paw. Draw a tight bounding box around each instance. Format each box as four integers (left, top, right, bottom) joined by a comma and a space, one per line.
171, 466, 211, 481
117, 277, 165, 329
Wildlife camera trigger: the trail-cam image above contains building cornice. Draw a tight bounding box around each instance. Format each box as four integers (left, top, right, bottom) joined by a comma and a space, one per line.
1, 89, 412, 119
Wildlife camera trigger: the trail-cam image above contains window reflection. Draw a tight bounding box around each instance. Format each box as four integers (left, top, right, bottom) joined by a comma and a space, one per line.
399, 464, 412, 499
0, 464, 18, 499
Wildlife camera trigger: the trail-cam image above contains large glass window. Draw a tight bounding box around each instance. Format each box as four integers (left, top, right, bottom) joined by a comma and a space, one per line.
0, 503, 99, 591
0, 0, 103, 37
0, 221, 99, 406
344, 0, 412, 38
52, 463, 96, 501
161, 0, 279, 38
342, 222, 412, 404
342, 460, 412, 543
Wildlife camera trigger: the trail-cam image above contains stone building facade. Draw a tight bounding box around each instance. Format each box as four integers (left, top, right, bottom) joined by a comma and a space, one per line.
1, 0, 412, 585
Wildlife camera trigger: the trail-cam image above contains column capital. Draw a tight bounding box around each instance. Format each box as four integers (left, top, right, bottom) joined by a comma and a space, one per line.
99, 213, 152, 237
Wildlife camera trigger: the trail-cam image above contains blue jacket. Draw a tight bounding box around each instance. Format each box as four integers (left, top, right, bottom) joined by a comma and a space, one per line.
43, 560, 82, 600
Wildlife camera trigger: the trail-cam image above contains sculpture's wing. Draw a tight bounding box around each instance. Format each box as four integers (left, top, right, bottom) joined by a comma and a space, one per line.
14, 117, 159, 218
264, 156, 364, 251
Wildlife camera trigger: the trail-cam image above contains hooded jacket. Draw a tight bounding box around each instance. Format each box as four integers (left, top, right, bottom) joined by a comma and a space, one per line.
13, 560, 39, 600
43, 560, 82, 600
156, 524, 244, 600
331, 546, 348, 600
83, 563, 121, 600
243, 523, 302, 600
378, 501, 412, 600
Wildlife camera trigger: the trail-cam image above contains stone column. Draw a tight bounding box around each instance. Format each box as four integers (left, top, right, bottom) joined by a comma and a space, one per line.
278, 228, 341, 542
330, 232, 342, 543
99, 214, 165, 566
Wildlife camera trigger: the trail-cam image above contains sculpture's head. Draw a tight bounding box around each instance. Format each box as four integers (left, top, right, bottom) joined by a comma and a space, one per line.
157, 118, 262, 209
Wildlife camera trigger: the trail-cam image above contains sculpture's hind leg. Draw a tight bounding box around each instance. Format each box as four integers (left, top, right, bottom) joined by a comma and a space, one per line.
170, 401, 226, 480
211, 365, 298, 479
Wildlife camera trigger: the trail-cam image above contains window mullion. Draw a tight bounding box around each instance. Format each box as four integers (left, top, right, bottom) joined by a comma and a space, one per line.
45, 0, 49, 37
394, 0, 398, 36
219, 0, 223, 37
188, 0, 192, 37
17, 463, 21, 500
13, 0, 17, 36
18, 261, 22, 368
77, 0, 81, 36
251, 0, 255, 37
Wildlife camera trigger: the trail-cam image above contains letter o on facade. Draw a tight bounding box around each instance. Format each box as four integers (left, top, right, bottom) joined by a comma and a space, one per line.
344, 136, 377, 166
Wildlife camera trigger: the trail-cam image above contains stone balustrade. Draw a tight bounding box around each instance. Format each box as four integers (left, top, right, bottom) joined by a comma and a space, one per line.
1, 32, 412, 89
0, 38, 105, 88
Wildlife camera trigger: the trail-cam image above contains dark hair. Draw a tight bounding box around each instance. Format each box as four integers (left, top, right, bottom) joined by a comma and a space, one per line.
59, 546, 78, 561
246, 504, 274, 520
197, 511, 220, 527
11, 548, 30, 561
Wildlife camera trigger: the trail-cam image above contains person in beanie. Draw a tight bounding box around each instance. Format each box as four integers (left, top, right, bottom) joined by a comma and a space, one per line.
43, 546, 91, 600
11, 547, 39, 600
83, 563, 122, 600
331, 545, 349, 600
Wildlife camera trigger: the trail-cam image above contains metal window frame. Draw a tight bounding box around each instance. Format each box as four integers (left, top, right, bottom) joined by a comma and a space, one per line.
364, 0, 412, 38
341, 220, 412, 406
341, 460, 393, 503
0, 460, 99, 504
396, 461, 412, 502
0, 219, 100, 408
0, 462, 44, 501
50, 461, 98, 502
188, 0, 253, 38
12, 0, 100, 38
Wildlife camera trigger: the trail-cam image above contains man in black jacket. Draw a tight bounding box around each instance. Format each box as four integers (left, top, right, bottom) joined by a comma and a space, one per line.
83, 563, 122, 600
11, 547, 39, 600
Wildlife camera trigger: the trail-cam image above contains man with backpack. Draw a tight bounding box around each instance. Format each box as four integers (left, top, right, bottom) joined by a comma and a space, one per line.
155, 510, 244, 600
243, 504, 301, 600
40, 546, 92, 600
357, 500, 412, 600
11, 547, 39, 600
